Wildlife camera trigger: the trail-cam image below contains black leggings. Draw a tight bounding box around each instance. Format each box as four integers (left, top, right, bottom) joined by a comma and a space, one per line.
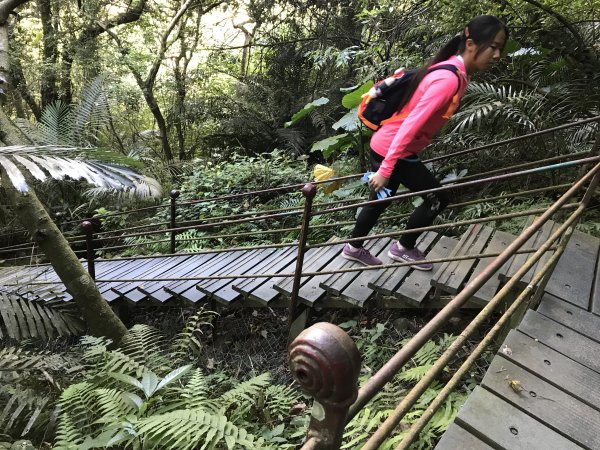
351, 150, 449, 249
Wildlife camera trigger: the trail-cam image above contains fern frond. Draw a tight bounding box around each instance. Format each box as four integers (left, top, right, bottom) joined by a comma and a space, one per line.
119, 325, 168, 371
0, 386, 50, 437
263, 384, 301, 421
397, 363, 434, 382
54, 413, 86, 450
73, 75, 110, 147
135, 408, 265, 450
171, 309, 217, 363
55, 382, 97, 440
342, 407, 388, 449
93, 388, 137, 424
216, 372, 271, 418
0, 347, 47, 372
162, 368, 211, 412
0, 292, 84, 340
38, 100, 74, 145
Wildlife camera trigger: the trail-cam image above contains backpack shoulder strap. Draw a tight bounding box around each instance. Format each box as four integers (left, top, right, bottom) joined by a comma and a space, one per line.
426, 64, 462, 95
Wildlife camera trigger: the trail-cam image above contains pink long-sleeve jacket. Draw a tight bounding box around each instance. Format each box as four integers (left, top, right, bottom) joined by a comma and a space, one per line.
370, 55, 469, 178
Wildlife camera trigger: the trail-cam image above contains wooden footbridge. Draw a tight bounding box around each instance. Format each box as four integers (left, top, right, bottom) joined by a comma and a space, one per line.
1, 119, 600, 448
2, 220, 598, 313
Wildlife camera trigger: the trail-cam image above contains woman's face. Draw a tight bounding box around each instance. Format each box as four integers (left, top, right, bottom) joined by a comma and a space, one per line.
465, 29, 507, 73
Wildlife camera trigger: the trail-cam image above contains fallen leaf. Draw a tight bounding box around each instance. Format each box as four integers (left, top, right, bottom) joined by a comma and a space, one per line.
501, 345, 513, 356
508, 379, 523, 393
260, 330, 268, 338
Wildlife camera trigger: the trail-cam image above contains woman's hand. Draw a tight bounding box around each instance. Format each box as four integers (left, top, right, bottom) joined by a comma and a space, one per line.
369, 172, 389, 192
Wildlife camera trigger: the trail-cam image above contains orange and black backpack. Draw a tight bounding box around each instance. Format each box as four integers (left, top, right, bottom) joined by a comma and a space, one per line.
357, 64, 461, 131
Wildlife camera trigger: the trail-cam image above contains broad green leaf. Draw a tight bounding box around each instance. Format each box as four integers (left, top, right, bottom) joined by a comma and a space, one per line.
332, 108, 360, 131
141, 371, 160, 398
285, 97, 329, 127
311, 133, 356, 159
110, 372, 143, 390
342, 81, 373, 109
122, 392, 144, 410
155, 364, 193, 392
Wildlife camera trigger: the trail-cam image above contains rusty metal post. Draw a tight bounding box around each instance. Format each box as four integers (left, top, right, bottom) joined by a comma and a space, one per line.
289, 323, 361, 450
288, 183, 317, 341
81, 220, 96, 280
170, 189, 180, 254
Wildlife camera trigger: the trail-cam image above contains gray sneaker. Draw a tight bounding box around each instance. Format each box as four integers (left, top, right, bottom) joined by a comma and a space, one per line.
342, 243, 383, 266
388, 241, 433, 271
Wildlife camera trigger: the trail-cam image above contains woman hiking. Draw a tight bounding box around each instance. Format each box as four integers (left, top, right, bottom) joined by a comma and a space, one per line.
342, 15, 508, 270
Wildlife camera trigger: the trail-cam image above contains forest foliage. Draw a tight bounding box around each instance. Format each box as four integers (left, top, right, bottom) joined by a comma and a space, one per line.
0, 0, 599, 447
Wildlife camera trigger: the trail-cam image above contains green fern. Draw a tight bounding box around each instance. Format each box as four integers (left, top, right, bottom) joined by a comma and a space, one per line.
262, 384, 302, 421
119, 324, 169, 371
135, 409, 266, 450
214, 372, 272, 419
171, 309, 217, 363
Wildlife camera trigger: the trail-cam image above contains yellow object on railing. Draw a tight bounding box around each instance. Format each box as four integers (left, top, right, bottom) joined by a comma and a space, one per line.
313, 164, 343, 194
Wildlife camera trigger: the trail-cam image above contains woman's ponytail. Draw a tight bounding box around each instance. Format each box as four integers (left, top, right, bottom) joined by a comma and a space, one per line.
431, 34, 466, 65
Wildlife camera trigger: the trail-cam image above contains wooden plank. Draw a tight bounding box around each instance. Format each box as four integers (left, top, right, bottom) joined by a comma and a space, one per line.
139, 254, 216, 301
297, 240, 389, 307
545, 229, 599, 309
396, 234, 457, 306
434, 422, 494, 450
432, 224, 493, 295
160, 252, 235, 301
210, 248, 280, 304
467, 230, 516, 306
295, 242, 347, 304
454, 386, 581, 450
593, 248, 600, 316
537, 293, 600, 344
320, 237, 391, 296
120, 255, 194, 303
112, 257, 173, 296
173, 251, 246, 303
501, 329, 600, 410
499, 218, 556, 287
518, 309, 600, 374
200, 248, 277, 304
482, 356, 600, 449
101, 258, 158, 301
368, 232, 438, 297
233, 246, 297, 302
274, 239, 340, 296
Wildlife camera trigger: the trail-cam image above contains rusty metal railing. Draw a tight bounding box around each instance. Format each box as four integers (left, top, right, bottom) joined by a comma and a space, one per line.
288, 161, 600, 449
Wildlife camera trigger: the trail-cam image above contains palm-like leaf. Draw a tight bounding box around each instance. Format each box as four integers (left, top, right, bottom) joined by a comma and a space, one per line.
0, 145, 161, 197
72, 75, 110, 147
0, 291, 84, 340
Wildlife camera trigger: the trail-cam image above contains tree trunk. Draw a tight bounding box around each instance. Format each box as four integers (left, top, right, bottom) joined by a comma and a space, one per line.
1, 165, 128, 344
0, 0, 127, 344
37, 0, 59, 109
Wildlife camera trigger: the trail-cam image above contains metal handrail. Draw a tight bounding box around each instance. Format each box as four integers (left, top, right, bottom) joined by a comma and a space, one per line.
289, 162, 599, 449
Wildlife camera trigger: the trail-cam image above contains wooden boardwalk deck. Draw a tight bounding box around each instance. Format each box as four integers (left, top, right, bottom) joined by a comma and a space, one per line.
436, 229, 600, 450
0, 221, 595, 315
0, 224, 518, 310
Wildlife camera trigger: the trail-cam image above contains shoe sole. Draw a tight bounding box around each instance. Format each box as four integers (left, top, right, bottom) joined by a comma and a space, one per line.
387, 251, 432, 271
342, 253, 382, 266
